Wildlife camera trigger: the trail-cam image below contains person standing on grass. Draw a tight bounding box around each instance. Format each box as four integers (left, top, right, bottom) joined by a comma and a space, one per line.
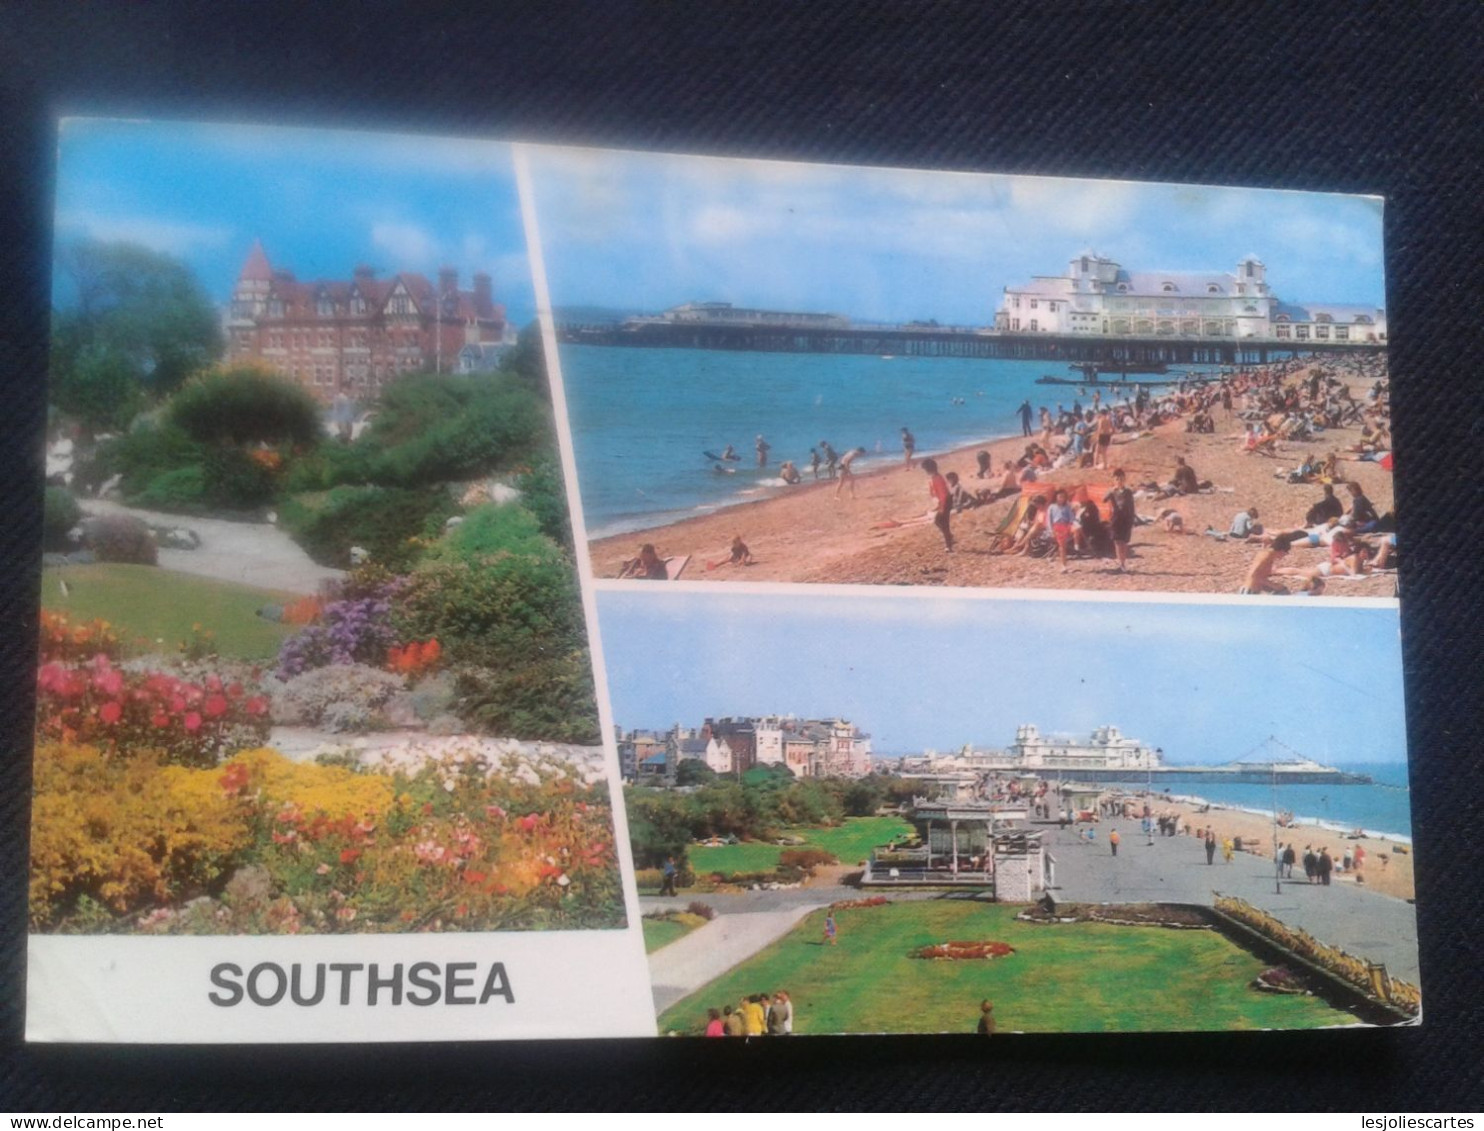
977, 1000, 997, 1035
768, 990, 792, 1035
705, 1008, 725, 1037
923, 458, 953, 552
823, 911, 838, 946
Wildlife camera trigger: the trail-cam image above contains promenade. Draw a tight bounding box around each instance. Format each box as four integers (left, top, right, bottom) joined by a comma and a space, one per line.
1040, 821, 1420, 982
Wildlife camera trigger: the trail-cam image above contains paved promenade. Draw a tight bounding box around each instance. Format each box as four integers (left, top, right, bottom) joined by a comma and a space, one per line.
1041, 821, 1420, 982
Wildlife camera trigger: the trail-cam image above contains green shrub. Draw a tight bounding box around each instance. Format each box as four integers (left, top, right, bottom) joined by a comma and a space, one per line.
202, 447, 278, 510
42, 487, 82, 551
167, 366, 323, 448
281, 441, 371, 493
358, 375, 547, 488
103, 422, 206, 498
83, 514, 157, 565
131, 466, 208, 511
452, 652, 600, 745
423, 503, 556, 565
280, 486, 457, 570
393, 555, 587, 671
514, 457, 574, 550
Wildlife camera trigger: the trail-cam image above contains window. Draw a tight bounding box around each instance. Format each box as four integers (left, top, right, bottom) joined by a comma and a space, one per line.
1011, 318, 1021, 331
350, 295, 366, 315
1315, 312, 1333, 323
1162, 282, 1177, 293
1315, 324, 1330, 340
1080, 256, 1089, 272
1117, 283, 1128, 293
316, 296, 334, 317
1335, 326, 1350, 341
1013, 296, 1021, 308
1276, 324, 1291, 339
1029, 319, 1038, 332
1355, 314, 1373, 324
1030, 299, 1038, 309
1207, 284, 1221, 294
389, 294, 411, 315
268, 300, 284, 317
1245, 261, 1254, 277
1295, 325, 1310, 340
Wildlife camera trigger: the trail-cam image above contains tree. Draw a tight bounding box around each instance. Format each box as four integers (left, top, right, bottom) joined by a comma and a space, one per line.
505, 320, 550, 401
52, 239, 222, 398
166, 365, 323, 447
48, 344, 145, 441
675, 759, 718, 787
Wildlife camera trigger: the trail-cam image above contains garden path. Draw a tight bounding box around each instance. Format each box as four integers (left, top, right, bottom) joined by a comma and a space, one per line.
646, 904, 826, 1017
82, 499, 343, 594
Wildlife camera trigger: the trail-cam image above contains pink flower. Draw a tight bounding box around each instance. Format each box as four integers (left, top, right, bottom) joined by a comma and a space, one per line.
92, 666, 124, 698
98, 701, 122, 724
183, 711, 202, 732
244, 696, 268, 716
203, 694, 228, 719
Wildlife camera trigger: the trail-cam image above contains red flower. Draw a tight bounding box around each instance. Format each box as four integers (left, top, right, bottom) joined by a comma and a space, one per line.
98, 701, 123, 724
245, 696, 268, 716
463, 870, 487, 884
339, 848, 362, 865
183, 711, 202, 732
204, 694, 228, 718
150, 712, 169, 728
518, 814, 540, 833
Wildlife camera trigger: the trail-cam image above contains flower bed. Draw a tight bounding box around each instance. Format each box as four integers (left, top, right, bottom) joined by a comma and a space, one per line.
830, 896, 890, 911
912, 940, 1016, 961
30, 742, 624, 934
1254, 966, 1313, 995
36, 655, 270, 767
38, 610, 122, 664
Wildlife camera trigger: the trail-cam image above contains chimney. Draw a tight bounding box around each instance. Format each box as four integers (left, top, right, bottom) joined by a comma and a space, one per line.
473, 272, 492, 313
439, 267, 458, 296
354, 265, 375, 280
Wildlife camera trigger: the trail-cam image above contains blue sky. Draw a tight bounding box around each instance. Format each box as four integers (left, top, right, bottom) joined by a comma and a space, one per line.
597, 590, 1407, 766
526, 146, 1387, 324
53, 119, 534, 324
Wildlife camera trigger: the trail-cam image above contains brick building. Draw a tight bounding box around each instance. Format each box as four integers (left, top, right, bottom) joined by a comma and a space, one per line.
223, 241, 507, 403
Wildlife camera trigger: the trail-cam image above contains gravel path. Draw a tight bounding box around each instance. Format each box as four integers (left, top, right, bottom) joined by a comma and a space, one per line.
82, 498, 343, 595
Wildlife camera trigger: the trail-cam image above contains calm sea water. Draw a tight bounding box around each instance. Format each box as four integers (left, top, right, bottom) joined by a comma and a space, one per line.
557, 344, 1217, 538
1165, 761, 1412, 841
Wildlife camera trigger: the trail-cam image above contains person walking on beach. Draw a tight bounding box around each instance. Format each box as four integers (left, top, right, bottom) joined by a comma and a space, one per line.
823, 911, 838, 946
1302, 845, 1317, 883
1018, 399, 1033, 437
1105, 469, 1137, 572
1318, 847, 1334, 885
901, 427, 917, 469
1109, 828, 1120, 856
755, 434, 771, 468
1205, 831, 1217, 865
923, 458, 954, 552
835, 446, 866, 499
820, 440, 839, 479
1282, 843, 1296, 879
809, 448, 821, 480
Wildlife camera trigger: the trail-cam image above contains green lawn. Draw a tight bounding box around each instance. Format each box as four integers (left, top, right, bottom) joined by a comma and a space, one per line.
689, 816, 913, 874
657, 902, 1356, 1035
642, 913, 709, 953
40, 564, 300, 661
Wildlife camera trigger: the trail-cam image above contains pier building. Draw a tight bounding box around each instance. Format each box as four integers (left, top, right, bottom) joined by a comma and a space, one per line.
995, 252, 1386, 345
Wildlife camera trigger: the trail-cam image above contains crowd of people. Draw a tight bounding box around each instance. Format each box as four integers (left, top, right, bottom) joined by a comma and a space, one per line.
703, 991, 795, 1037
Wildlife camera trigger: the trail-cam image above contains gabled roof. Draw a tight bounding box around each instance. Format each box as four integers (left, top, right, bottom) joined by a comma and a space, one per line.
239, 240, 272, 282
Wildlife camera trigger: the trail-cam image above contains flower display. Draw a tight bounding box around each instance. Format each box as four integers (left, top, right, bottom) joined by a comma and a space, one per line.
37, 610, 122, 664
36, 655, 270, 767
912, 940, 1016, 961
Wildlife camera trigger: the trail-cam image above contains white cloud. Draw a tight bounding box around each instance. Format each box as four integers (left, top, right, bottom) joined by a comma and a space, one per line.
55, 209, 234, 256
371, 221, 438, 266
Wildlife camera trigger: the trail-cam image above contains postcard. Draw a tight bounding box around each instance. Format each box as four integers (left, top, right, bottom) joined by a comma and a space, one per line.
24, 122, 1413, 1040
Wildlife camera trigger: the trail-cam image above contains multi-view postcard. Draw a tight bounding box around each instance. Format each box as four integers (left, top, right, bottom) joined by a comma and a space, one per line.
25, 121, 1412, 1041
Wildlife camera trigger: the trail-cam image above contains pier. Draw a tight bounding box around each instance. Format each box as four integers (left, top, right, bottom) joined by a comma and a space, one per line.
558, 320, 1384, 367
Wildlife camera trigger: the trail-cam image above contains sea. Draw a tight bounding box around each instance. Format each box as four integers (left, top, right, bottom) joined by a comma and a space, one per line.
557, 344, 1222, 538
1162, 761, 1413, 842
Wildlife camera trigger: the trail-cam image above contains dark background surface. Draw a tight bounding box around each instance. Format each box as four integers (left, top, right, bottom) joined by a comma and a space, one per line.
1, 0, 1480, 1112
